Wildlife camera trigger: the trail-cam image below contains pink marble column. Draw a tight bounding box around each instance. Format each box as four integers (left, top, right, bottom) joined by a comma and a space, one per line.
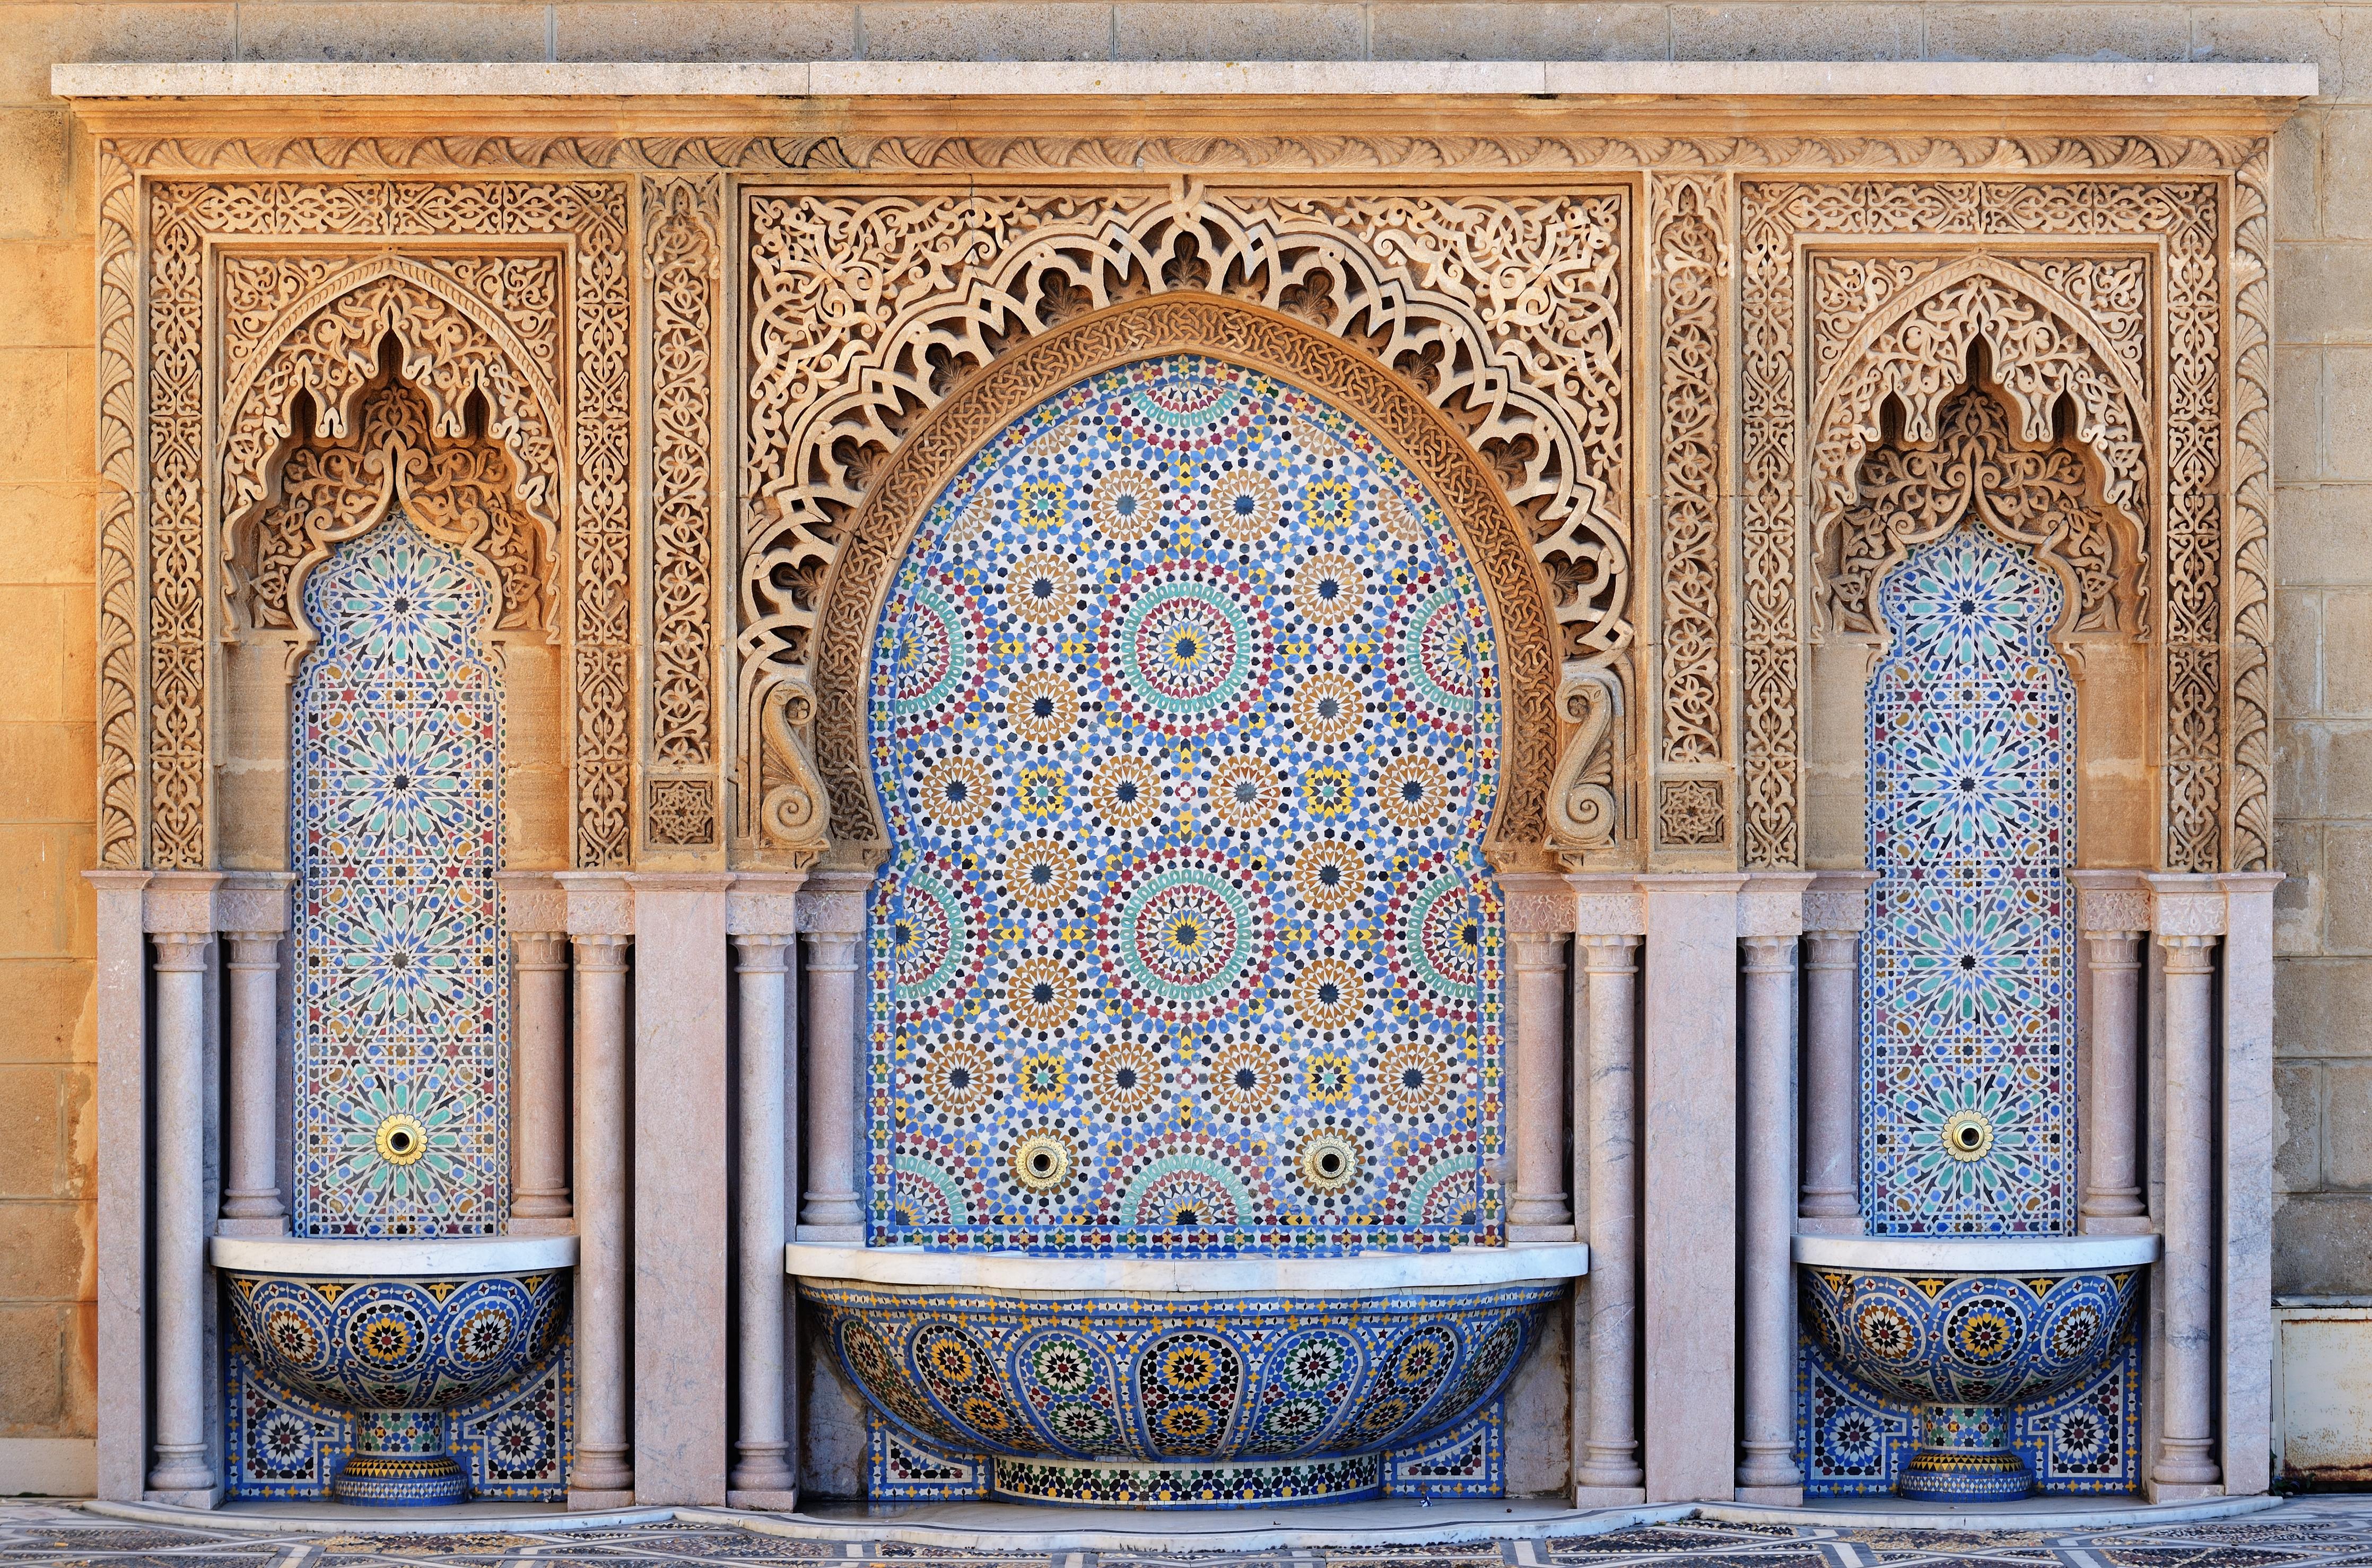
1506, 874, 1575, 1241
728, 870, 804, 1511
1737, 929, 1802, 1501
508, 933, 573, 1223
798, 873, 870, 1240
147, 929, 216, 1500
2155, 929, 2222, 1492
2073, 874, 2150, 1235
1574, 925, 1645, 1499
217, 933, 286, 1229
1797, 872, 1873, 1234
566, 910, 634, 1505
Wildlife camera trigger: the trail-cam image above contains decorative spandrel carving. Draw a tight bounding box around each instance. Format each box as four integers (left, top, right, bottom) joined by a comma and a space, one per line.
1741, 176, 2231, 873
138, 177, 630, 871
1824, 379, 2142, 639
739, 188, 1628, 857
233, 373, 555, 637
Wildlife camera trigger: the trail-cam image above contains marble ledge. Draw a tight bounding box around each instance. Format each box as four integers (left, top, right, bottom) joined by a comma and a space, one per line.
51, 60, 2317, 102
1793, 1233, 2159, 1273
786, 1242, 1587, 1294
211, 1233, 579, 1277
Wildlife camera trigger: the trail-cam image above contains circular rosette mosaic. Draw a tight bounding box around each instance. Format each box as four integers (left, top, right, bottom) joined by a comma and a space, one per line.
1101, 845, 1272, 1024
1798, 1265, 2143, 1410
865, 353, 1506, 1252
220, 1267, 568, 1413
1098, 557, 1275, 737
799, 1278, 1558, 1468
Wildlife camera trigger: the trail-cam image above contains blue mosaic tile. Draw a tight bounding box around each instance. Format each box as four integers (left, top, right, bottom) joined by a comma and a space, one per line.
864, 354, 1505, 1256
1860, 518, 2077, 1236
291, 513, 508, 1237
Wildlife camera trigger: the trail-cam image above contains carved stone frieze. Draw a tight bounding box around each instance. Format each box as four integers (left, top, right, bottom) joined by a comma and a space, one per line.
643, 175, 724, 853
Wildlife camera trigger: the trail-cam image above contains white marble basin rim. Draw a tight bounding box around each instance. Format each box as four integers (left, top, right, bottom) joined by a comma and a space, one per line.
786, 1241, 1586, 1294
1792, 1232, 2160, 1273
211, 1233, 579, 1276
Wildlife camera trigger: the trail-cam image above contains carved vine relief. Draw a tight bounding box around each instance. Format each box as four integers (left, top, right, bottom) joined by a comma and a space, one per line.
93, 136, 2270, 879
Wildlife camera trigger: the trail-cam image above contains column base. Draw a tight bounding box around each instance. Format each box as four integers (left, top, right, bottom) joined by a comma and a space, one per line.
568, 1487, 638, 1509
2078, 1214, 2156, 1237
142, 1487, 222, 1509
1794, 1215, 1867, 1237
1508, 1223, 1579, 1242
2149, 1482, 2225, 1502
1736, 1484, 1804, 1505
213, 1216, 288, 1238
505, 1216, 577, 1237
795, 1222, 863, 1242
1572, 1484, 1647, 1506
727, 1488, 801, 1511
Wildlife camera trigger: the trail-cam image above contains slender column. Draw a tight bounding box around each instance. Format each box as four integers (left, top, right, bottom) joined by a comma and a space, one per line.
147, 931, 215, 1498
568, 932, 634, 1503
799, 876, 869, 1238
1505, 886, 1574, 1237
2154, 929, 2222, 1491
1737, 933, 1802, 1499
2220, 872, 2284, 1498
218, 933, 286, 1225
1797, 929, 1861, 1229
730, 933, 798, 1505
510, 933, 573, 1221
1575, 931, 1644, 1496
2080, 929, 2149, 1229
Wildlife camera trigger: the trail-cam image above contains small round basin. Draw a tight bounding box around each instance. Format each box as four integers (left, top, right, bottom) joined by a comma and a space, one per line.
212, 1234, 575, 1506
1795, 1233, 2157, 1502
790, 1243, 1584, 1508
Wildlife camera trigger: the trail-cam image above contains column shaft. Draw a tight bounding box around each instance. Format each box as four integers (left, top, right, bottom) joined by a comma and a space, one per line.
2155, 934, 2221, 1488
1737, 935, 1801, 1497
799, 926, 865, 1237
1507, 931, 1574, 1239
1797, 930, 1861, 1228
730, 935, 798, 1504
2080, 931, 2148, 1227
1575, 933, 1644, 1495
511, 934, 572, 1220
147, 934, 215, 1496
569, 935, 634, 1501
219, 934, 285, 1223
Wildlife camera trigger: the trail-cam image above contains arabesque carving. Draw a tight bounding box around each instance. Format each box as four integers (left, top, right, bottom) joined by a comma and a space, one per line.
232, 372, 555, 637
739, 187, 1629, 853
755, 676, 831, 868
138, 176, 630, 870
805, 293, 1562, 872
1825, 377, 2143, 639
1651, 176, 1728, 784
644, 176, 723, 850
1546, 672, 1620, 862
1741, 177, 2233, 873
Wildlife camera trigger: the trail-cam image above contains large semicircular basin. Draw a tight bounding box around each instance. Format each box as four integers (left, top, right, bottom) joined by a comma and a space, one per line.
789, 1243, 1586, 1508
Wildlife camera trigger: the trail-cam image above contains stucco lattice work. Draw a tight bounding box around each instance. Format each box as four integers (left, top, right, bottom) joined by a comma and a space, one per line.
291, 515, 508, 1237
1861, 521, 2076, 1235
866, 354, 1504, 1255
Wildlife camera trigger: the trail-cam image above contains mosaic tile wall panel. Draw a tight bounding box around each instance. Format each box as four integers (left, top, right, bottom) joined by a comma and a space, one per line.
1860, 524, 2077, 1235
865, 354, 1505, 1255
225, 1333, 571, 1502
292, 512, 508, 1236
1797, 1329, 2138, 1497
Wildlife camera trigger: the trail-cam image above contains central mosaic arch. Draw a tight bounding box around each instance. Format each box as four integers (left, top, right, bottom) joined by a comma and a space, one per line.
866, 353, 1505, 1255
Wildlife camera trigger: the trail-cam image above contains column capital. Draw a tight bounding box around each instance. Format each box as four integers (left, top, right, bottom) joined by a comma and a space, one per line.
728, 869, 809, 938
2160, 931, 2218, 971
216, 871, 294, 936
556, 872, 635, 937
2147, 872, 2228, 938
1740, 932, 1796, 971
1803, 869, 1878, 936
571, 932, 632, 971
499, 870, 568, 937
1564, 872, 1645, 937
1501, 870, 1576, 936
799, 869, 873, 940
143, 869, 223, 936
732, 933, 795, 971
2069, 869, 2150, 936
1739, 870, 1815, 939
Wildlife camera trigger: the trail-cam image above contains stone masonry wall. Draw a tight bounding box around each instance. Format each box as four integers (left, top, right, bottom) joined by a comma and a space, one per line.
2, 0, 2366, 1484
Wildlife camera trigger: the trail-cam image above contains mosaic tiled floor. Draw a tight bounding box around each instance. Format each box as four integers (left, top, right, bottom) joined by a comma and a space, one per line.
5, 1502, 2372, 1568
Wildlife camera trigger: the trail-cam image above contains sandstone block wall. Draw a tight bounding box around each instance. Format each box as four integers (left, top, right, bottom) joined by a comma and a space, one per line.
2, 0, 2366, 1487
